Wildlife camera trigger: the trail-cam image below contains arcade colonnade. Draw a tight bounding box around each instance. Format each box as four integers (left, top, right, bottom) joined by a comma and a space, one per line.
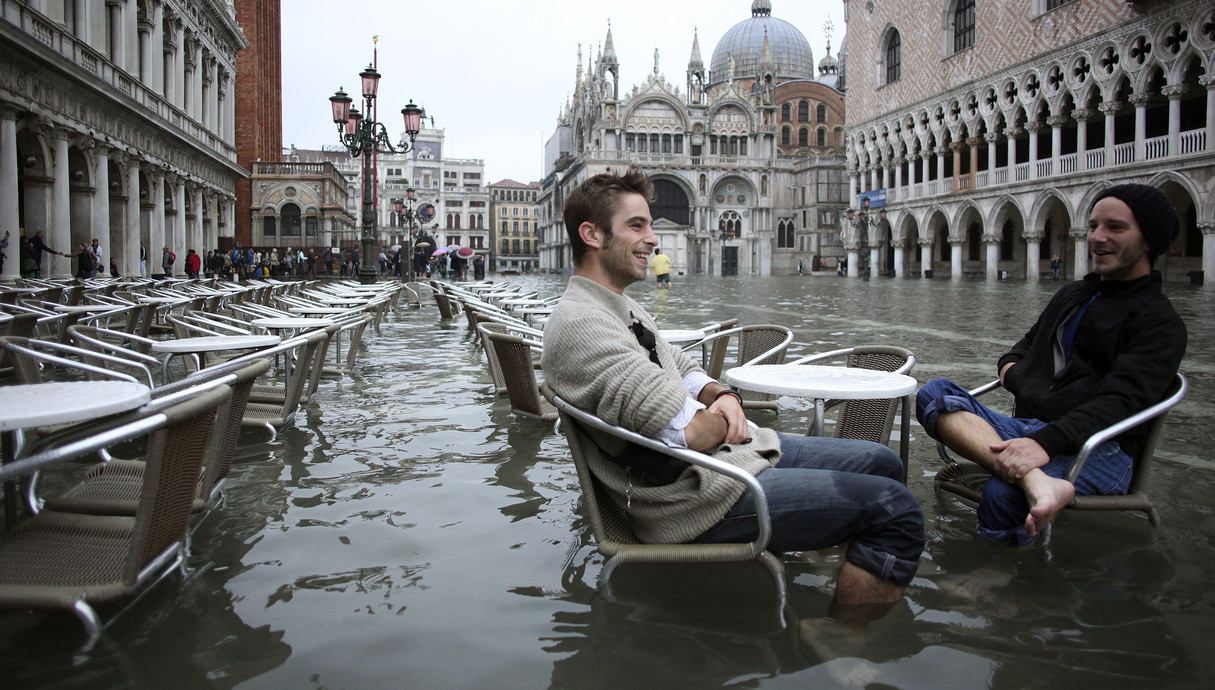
843, 6, 1215, 283
0, 0, 248, 282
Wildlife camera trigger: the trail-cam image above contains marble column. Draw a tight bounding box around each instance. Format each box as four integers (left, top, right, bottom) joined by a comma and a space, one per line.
171, 178, 185, 276
1072, 108, 1092, 171
50, 130, 72, 278
91, 146, 111, 273
1203, 75, 1215, 153
984, 232, 1001, 281
918, 237, 934, 278
190, 185, 204, 258
1070, 226, 1089, 278
0, 109, 19, 283
891, 238, 906, 279
1023, 231, 1043, 281
950, 141, 963, 190
951, 241, 962, 279
1130, 93, 1151, 161
150, 172, 165, 276
1100, 100, 1120, 166
1202, 223, 1215, 287
125, 158, 140, 277
1163, 85, 1187, 156
1004, 127, 1019, 176
985, 131, 999, 176
1026, 121, 1041, 177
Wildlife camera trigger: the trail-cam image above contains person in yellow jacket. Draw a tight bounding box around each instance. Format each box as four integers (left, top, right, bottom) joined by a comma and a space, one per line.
652, 247, 672, 288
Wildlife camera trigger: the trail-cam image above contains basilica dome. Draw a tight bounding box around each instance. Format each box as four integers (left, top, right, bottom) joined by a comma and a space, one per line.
709, 1, 814, 85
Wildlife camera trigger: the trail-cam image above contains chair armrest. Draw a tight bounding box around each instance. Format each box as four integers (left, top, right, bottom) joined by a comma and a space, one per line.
1066, 373, 1187, 483
542, 383, 773, 557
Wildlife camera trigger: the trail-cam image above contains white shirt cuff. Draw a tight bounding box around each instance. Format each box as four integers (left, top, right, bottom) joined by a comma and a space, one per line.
656, 396, 706, 448
683, 371, 716, 400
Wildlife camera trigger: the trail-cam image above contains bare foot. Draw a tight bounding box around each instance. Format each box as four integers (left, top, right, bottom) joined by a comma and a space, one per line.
1021, 471, 1075, 537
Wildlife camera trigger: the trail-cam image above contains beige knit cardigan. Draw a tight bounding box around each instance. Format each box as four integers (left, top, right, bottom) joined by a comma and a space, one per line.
541, 276, 780, 543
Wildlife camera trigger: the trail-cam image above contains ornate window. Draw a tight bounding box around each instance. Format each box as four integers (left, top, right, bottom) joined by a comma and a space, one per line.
781, 103, 791, 121
817, 128, 826, 147
798, 127, 809, 147
885, 29, 902, 83
953, 0, 975, 54
781, 126, 791, 146
816, 104, 827, 123
777, 218, 795, 248
718, 210, 742, 239
798, 100, 809, 122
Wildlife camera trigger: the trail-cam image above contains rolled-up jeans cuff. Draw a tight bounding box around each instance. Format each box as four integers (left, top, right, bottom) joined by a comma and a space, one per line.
845, 541, 918, 587
918, 393, 980, 441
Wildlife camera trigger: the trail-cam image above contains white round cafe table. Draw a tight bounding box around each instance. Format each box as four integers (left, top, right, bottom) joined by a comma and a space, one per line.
250, 318, 335, 331
287, 307, 350, 316
152, 334, 281, 382
0, 380, 151, 525
0, 380, 151, 432
659, 329, 705, 344
724, 363, 918, 474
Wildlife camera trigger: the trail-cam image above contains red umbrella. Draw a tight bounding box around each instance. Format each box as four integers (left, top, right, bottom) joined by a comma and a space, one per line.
456, 246, 475, 259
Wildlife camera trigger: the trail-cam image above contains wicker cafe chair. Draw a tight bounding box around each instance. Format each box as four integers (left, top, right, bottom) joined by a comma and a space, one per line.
790, 346, 916, 475
934, 372, 1188, 532
0, 384, 232, 649
321, 314, 373, 377
690, 325, 794, 410
485, 330, 557, 423
241, 330, 327, 437
542, 383, 787, 620
39, 358, 273, 517
433, 291, 458, 320
249, 322, 338, 405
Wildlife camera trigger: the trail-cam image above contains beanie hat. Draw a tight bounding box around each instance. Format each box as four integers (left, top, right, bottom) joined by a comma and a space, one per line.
1092, 184, 1179, 265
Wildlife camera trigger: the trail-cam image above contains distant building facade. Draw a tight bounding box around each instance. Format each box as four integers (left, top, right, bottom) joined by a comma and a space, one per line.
842, 0, 1215, 283
489, 179, 540, 273
285, 126, 489, 257
1, 0, 247, 281
537, 0, 849, 276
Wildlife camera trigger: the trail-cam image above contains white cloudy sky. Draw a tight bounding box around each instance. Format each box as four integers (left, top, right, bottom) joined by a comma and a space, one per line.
281, 0, 842, 184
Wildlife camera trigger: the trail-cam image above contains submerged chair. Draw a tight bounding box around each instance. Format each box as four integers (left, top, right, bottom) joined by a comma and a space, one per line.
542, 383, 787, 618
691, 324, 793, 410
241, 330, 327, 437
485, 330, 556, 422
0, 383, 232, 649
934, 372, 1188, 532
39, 358, 272, 517
791, 345, 916, 473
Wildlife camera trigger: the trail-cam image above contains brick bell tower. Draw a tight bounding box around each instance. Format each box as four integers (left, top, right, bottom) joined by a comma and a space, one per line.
233, 0, 283, 250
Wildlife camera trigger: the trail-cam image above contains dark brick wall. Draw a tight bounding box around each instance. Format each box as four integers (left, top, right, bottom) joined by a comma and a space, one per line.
234, 0, 283, 247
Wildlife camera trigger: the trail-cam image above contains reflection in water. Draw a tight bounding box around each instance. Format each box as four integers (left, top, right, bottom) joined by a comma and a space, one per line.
0, 274, 1212, 687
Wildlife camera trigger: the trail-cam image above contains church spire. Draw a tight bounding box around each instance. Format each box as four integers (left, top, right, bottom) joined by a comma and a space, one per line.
688, 26, 703, 70
602, 20, 617, 66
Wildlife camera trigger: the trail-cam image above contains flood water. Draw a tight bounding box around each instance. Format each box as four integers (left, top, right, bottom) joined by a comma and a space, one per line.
2, 274, 1213, 689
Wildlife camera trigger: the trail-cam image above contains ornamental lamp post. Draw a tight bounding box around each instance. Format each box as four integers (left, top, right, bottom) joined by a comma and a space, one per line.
329, 65, 424, 284
394, 187, 417, 281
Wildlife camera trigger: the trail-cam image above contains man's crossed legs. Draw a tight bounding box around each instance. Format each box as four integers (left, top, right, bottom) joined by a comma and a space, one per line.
917, 379, 1134, 546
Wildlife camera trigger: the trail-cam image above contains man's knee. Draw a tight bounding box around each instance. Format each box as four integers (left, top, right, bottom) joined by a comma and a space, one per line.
915, 378, 974, 439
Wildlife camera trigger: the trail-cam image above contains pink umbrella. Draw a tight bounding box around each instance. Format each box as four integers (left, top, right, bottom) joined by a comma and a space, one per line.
456, 246, 475, 259
431, 247, 449, 256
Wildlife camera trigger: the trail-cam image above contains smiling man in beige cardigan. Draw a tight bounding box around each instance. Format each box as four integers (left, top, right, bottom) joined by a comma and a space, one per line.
542, 168, 924, 611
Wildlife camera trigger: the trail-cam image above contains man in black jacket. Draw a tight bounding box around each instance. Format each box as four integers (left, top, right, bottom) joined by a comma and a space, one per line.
75, 241, 95, 278
917, 184, 1186, 546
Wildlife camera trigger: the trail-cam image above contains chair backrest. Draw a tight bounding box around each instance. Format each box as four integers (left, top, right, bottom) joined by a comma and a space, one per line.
836, 346, 915, 444
125, 385, 232, 584
484, 330, 555, 421
1072, 372, 1187, 492
197, 358, 272, 501
475, 323, 510, 395
434, 292, 455, 319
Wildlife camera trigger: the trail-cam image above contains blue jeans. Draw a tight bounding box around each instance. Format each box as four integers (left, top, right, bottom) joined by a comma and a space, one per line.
694, 434, 924, 587
917, 378, 1134, 546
